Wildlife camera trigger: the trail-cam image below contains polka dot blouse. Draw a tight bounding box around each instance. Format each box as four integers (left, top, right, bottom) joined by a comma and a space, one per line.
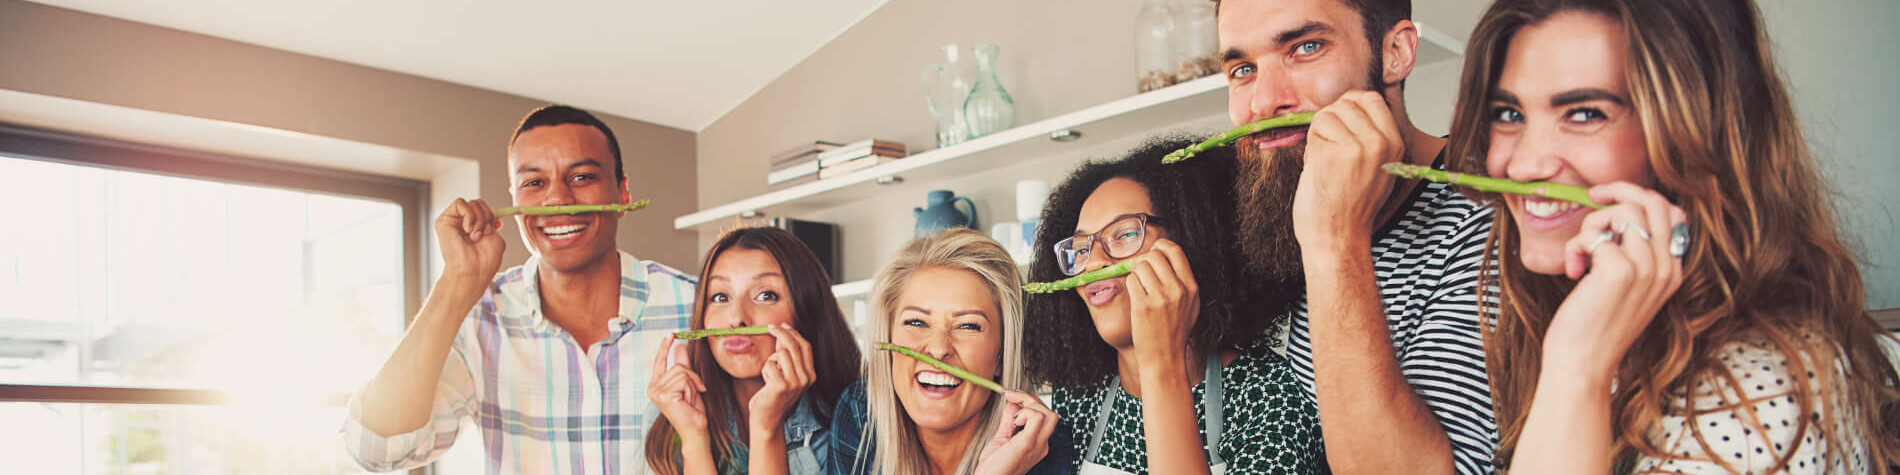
1631, 334, 1868, 474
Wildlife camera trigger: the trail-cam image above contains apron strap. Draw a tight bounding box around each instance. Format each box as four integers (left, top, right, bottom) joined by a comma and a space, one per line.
1203, 351, 1226, 467
1082, 353, 1230, 467
1083, 376, 1119, 463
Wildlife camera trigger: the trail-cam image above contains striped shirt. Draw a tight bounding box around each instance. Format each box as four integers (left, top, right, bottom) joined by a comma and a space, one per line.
343, 250, 697, 474
1287, 155, 1499, 475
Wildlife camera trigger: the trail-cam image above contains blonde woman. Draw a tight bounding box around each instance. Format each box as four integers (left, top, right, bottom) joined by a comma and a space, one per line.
1444, 0, 1900, 472
829, 229, 1075, 474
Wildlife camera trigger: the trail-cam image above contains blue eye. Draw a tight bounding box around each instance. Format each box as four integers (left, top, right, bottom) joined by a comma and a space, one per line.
1229, 64, 1256, 80
902, 318, 927, 328
1293, 41, 1322, 56
1564, 108, 1607, 123
1492, 107, 1524, 123
956, 322, 983, 331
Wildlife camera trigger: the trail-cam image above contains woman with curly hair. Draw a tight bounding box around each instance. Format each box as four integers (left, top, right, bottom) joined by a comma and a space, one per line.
1444, 0, 1900, 472
1023, 136, 1320, 474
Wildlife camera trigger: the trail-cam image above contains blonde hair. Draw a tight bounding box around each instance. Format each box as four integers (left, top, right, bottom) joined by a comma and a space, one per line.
859, 229, 1027, 475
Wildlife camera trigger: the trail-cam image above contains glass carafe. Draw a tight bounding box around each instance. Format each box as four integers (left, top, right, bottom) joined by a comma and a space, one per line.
962, 44, 1016, 138
922, 44, 976, 148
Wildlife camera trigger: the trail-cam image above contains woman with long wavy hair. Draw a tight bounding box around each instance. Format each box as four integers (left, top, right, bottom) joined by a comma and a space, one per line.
643, 227, 862, 474
1444, 0, 1899, 472
828, 229, 1072, 475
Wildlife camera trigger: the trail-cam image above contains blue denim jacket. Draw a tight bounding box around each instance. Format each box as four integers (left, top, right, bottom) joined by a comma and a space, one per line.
722, 394, 829, 475
828, 381, 1075, 475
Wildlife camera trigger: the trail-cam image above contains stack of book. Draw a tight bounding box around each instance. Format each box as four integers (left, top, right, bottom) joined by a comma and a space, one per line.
817, 139, 906, 179
766, 141, 841, 186
766, 139, 908, 186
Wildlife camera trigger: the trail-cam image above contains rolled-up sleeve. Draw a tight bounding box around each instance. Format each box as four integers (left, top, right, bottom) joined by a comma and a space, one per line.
341, 328, 481, 472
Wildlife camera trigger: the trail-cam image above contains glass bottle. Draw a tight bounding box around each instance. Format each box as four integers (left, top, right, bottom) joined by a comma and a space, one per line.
962, 44, 1016, 138
1135, 0, 1179, 92
1175, 0, 1220, 83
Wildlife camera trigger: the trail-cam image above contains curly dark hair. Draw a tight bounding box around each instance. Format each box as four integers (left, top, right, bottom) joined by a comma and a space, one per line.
1023, 135, 1297, 390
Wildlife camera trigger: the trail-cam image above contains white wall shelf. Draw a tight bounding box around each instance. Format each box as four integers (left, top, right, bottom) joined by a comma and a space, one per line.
675, 75, 1230, 231
830, 278, 876, 300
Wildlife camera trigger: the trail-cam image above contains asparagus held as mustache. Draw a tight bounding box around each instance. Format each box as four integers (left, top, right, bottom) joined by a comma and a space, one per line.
494, 199, 652, 217
1381, 163, 1604, 209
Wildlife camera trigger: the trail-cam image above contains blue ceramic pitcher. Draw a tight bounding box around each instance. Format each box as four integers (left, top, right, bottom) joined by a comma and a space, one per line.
914, 190, 977, 238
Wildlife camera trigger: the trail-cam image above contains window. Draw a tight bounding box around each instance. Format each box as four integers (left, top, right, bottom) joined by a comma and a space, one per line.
0, 126, 426, 474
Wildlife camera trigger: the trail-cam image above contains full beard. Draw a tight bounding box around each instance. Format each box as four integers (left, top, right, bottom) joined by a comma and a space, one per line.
1234, 135, 1307, 281
1234, 53, 1394, 281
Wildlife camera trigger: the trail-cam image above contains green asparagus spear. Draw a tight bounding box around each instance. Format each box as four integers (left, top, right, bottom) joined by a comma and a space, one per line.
1022, 261, 1135, 294
875, 342, 1007, 394
1161, 112, 1316, 164
1381, 163, 1604, 209
673, 325, 771, 340
494, 199, 652, 217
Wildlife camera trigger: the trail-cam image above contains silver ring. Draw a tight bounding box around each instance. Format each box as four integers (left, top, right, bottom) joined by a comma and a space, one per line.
1619, 220, 1652, 242
1587, 230, 1617, 253
1669, 223, 1690, 257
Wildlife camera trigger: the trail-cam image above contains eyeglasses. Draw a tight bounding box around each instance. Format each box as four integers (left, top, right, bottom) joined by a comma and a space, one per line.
1052, 213, 1164, 276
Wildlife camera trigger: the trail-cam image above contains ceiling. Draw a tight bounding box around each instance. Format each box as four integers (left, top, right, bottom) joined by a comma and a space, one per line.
24, 0, 892, 132
23, 0, 1488, 133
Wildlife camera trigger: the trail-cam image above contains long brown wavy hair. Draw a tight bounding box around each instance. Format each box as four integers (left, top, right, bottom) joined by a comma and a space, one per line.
644, 227, 863, 474
1444, 0, 1900, 471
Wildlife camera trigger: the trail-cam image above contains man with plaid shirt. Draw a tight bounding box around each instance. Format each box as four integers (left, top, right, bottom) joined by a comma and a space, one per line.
344, 105, 697, 473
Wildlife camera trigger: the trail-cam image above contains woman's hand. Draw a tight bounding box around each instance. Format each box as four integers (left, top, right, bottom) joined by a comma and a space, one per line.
1543, 182, 1687, 382
647, 337, 710, 442
1124, 238, 1200, 371
748, 324, 815, 431
975, 391, 1060, 475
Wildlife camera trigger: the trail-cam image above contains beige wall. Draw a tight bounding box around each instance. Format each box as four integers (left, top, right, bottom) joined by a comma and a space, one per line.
1758, 0, 1900, 309
695, 0, 1150, 236
0, 0, 701, 273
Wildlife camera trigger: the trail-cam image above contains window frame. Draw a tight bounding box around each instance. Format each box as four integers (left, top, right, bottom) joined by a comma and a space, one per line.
0, 123, 431, 473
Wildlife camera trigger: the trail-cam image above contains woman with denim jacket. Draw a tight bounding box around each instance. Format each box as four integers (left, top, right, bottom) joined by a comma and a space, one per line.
644, 227, 863, 474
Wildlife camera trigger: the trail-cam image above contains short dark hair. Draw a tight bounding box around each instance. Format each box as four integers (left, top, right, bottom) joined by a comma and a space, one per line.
509, 105, 625, 185
1022, 135, 1296, 389
1340, 0, 1411, 58
1215, 0, 1412, 77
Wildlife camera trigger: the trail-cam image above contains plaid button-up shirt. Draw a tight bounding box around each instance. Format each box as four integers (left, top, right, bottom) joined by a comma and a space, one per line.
345, 250, 697, 474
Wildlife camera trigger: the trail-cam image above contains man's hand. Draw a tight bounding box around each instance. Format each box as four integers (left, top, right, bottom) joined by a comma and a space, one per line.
435, 198, 506, 282
1296, 91, 1406, 250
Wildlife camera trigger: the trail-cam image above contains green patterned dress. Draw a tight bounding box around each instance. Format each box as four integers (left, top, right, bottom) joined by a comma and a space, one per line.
1051, 345, 1321, 474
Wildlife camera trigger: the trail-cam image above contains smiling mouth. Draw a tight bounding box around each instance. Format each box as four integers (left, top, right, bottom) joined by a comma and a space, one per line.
539, 222, 587, 239
1522, 198, 1583, 218
915, 370, 963, 397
